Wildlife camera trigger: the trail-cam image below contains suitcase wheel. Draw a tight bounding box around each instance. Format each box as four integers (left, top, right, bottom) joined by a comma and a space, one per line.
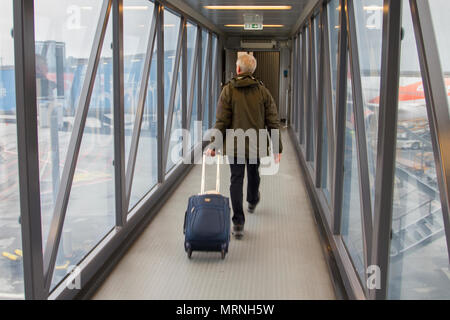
185, 242, 192, 259
221, 243, 227, 260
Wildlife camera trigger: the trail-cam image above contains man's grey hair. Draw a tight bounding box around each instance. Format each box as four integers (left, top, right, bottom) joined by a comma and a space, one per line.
236, 53, 257, 74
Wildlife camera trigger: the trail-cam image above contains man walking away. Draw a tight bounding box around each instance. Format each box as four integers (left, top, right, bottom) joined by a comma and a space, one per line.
206, 53, 283, 239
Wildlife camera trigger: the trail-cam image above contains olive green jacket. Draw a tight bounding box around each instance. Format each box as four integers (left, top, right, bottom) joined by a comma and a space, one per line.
210, 72, 283, 159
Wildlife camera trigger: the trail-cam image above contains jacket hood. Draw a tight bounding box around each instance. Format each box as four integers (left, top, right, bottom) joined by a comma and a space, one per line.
230, 72, 260, 88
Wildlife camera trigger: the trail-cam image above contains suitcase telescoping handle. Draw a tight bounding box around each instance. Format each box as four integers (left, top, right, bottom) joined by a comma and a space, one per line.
200, 153, 221, 195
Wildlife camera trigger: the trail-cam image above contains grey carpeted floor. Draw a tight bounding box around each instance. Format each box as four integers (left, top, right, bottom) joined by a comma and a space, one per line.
93, 130, 335, 299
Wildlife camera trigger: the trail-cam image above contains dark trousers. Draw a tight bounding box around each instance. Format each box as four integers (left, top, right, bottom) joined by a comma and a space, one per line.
229, 158, 260, 226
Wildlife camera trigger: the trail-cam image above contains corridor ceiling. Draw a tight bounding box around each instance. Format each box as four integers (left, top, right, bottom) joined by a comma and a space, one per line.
181, 0, 309, 37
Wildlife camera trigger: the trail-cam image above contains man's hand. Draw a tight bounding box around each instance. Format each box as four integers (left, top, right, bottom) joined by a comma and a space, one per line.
274, 153, 281, 164
205, 148, 216, 157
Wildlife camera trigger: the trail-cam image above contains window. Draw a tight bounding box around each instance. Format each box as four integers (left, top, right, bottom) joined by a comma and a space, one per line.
211, 34, 218, 125
201, 29, 210, 133
0, 0, 24, 299
387, 0, 449, 299
34, 0, 115, 290
123, 0, 158, 210
327, 0, 340, 125
314, 16, 320, 97
428, 0, 450, 108
353, 0, 383, 213
187, 22, 199, 149
321, 99, 331, 202
164, 9, 182, 174
293, 36, 299, 136
341, 54, 365, 285
299, 32, 304, 144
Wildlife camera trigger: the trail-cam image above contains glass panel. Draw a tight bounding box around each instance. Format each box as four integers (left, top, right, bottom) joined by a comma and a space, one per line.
341, 54, 365, 285
34, 1, 116, 290
428, 0, 450, 107
354, 0, 383, 213
164, 9, 182, 173
123, 0, 158, 210
187, 23, 199, 149
388, 1, 449, 299
327, 0, 340, 126
50, 9, 115, 290
123, 0, 154, 163
0, 0, 24, 299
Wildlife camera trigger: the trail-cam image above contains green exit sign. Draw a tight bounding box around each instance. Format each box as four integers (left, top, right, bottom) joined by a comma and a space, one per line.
244, 23, 263, 30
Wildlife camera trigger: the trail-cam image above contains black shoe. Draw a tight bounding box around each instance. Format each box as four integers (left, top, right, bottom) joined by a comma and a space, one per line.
232, 224, 244, 239
248, 192, 260, 213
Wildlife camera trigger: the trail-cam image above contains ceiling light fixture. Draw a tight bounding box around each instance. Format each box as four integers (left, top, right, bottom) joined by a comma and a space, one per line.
123, 6, 149, 10
363, 5, 383, 10
225, 24, 284, 28
205, 5, 292, 10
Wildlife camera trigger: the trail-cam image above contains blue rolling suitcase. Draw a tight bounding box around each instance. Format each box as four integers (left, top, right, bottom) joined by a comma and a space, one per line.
183, 154, 230, 259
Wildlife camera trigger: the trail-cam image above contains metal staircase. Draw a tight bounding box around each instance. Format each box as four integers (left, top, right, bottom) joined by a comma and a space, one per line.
390, 208, 444, 257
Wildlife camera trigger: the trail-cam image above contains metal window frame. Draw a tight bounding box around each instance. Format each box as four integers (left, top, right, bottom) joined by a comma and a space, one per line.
345, 0, 374, 289
291, 35, 297, 133
162, 16, 186, 174
201, 31, 212, 128
370, 0, 403, 300
124, 5, 158, 210
293, 35, 299, 135
288, 0, 372, 300
300, 30, 306, 145
322, 3, 336, 197
332, 0, 348, 236
113, 0, 127, 227
302, 28, 308, 147
306, 19, 315, 163
42, 0, 112, 293
15, 0, 450, 302
409, 0, 450, 264
9, 0, 223, 299
315, 7, 325, 188
13, 0, 46, 300
156, 3, 165, 184
292, 34, 297, 138
289, 0, 450, 300
181, 18, 188, 159
186, 25, 200, 134
197, 26, 203, 124
209, 34, 216, 129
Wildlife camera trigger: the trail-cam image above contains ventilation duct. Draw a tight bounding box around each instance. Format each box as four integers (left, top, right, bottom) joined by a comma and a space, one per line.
240, 39, 277, 49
